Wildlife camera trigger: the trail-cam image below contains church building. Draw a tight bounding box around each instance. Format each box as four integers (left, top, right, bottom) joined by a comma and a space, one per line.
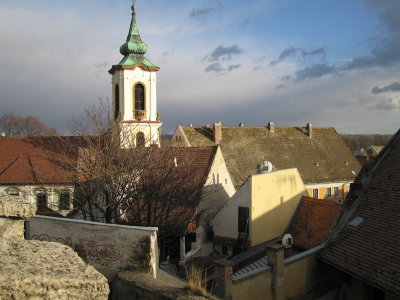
109, 4, 162, 148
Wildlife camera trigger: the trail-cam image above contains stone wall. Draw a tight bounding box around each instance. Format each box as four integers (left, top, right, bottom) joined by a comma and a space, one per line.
0, 197, 109, 299
27, 215, 159, 280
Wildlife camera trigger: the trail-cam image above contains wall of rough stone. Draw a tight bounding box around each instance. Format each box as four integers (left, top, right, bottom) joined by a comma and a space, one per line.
27, 215, 159, 280
0, 197, 109, 299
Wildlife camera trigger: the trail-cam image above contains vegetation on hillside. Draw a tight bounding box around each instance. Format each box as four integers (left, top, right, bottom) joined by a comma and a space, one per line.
341, 134, 392, 151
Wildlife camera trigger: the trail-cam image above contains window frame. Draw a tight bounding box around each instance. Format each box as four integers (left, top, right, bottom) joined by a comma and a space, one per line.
238, 206, 249, 234
134, 83, 145, 111
334, 186, 340, 197
114, 84, 120, 120
312, 188, 319, 199
59, 191, 70, 210
326, 187, 332, 198
36, 191, 48, 209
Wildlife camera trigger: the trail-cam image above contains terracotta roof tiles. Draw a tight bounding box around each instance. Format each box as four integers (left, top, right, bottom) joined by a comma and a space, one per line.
0, 137, 83, 185
288, 196, 342, 250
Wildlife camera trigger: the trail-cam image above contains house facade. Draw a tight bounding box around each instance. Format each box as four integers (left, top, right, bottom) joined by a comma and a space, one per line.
0, 137, 76, 214
211, 168, 308, 255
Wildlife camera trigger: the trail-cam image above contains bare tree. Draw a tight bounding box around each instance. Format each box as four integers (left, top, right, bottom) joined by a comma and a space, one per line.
0, 113, 59, 137
49, 101, 206, 233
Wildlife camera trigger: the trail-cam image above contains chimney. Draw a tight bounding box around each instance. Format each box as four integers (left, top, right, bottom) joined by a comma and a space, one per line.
266, 243, 285, 300
268, 122, 275, 133
213, 258, 233, 300
214, 121, 222, 144
306, 123, 313, 138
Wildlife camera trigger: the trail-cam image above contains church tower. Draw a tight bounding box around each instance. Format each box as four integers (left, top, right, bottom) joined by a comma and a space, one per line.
109, 4, 161, 147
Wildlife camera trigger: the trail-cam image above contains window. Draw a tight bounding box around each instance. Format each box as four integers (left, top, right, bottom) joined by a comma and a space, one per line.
136, 132, 145, 147
334, 187, 339, 197
134, 83, 145, 110
36, 192, 47, 209
326, 187, 332, 198
312, 188, 319, 198
114, 84, 120, 120
59, 191, 70, 210
6, 187, 20, 196
238, 207, 249, 234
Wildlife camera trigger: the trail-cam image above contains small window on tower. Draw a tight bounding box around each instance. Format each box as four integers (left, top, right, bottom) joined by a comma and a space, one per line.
114, 84, 120, 120
134, 83, 145, 110
136, 132, 145, 147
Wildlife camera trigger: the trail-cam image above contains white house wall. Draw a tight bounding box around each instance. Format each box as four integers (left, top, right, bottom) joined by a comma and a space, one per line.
211, 179, 251, 241
0, 184, 74, 213
184, 147, 236, 259
170, 125, 191, 147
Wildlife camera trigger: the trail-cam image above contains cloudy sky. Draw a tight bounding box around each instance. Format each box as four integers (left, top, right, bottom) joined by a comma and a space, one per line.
0, 0, 399, 134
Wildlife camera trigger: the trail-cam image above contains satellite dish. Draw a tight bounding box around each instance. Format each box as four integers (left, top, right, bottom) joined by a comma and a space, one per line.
282, 233, 293, 248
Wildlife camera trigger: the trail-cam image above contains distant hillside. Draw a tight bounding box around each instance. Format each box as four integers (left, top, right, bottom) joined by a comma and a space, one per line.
341, 134, 393, 151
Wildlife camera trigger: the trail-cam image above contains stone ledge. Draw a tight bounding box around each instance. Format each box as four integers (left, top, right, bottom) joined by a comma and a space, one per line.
113, 270, 213, 300
0, 238, 109, 299
0, 197, 36, 218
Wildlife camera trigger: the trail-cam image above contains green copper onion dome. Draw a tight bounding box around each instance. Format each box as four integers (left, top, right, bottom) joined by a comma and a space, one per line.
111, 5, 158, 70
119, 5, 148, 55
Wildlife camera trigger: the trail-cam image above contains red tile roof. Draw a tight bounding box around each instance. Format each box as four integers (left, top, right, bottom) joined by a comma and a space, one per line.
0, 137, 83, 185
288, 196, 342, 249
320, 129, 400, 295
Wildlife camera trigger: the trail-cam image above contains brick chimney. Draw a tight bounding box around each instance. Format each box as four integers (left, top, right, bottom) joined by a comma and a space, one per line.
306, 123, 313, 138
268, 122, 275, 133
214, 121, 222, 144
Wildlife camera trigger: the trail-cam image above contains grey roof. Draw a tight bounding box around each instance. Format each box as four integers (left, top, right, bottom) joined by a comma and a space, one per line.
181, 126, 361, 189
232, 257, 270, 282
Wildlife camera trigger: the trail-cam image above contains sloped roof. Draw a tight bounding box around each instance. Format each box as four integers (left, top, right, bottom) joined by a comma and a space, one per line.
133, 146, 218, 234
319, 129, 400, 295
288, 196, 342, 250
0, 137, 84, 185
181, 126, 361, 188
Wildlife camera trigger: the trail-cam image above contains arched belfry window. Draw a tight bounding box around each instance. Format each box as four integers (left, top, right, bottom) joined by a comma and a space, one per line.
114, 84, 120, 120
136, 132, 145, 147
134, 83, 145, 111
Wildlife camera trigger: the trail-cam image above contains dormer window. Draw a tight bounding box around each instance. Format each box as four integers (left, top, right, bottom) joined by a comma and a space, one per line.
134, 83, 145, 110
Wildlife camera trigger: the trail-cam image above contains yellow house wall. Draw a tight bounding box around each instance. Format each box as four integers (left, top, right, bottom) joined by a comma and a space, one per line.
306, 182, 351, 202
251, 169, 307, 246
284, 256, 315, 298
232, 271, 272, 300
